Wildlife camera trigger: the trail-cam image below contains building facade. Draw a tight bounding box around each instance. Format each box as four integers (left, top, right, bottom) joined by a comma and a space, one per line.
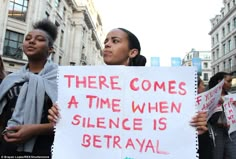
0, 0, 104, 73
209, 0, 236, 91
209, 0, 236, 74
182, 49, 212, 85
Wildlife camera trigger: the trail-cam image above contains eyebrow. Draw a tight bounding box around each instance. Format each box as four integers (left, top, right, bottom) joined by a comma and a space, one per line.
111, 36, 121, 39
25, 34, 46, 38
104, 36, 121, 42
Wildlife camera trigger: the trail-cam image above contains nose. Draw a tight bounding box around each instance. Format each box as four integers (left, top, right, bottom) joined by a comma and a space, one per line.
28, 37, 36, 44
104, 40, 111, 48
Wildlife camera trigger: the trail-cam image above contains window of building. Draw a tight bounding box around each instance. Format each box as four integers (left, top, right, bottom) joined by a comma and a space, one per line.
228, 3, 230, 11
234, 36, 236, 49
59, 56, 62, 65
235, 56, 236, 68
217, 65, 220, 72
60, 30, 64, 48
187, 54, 189, 60
228, 39, 231, 52
229, 58, 232, 70
70, 62, 75, 66
45, 12, 50, 19
55, 0, 60, 8
234, 17, 236, 28
223, 43, 226, 54
213, 68, 215, 74
224, 61, 226, 70
51, 52, 55, 61
203, 73, 209, 81
216, 48, 219, 58
8, 0, 29, 22
222, 27, 225, 37
216, 33, 219, 42
55, 21, 60, 44
189, 54, 192, 59
55, 21, 60, 27
3, 30, 24, 59
212, 37, 215, 46
203, 62, 208, 69
228, 22, 231, 33
212, 52, 215, 61
63, 7, 66, 19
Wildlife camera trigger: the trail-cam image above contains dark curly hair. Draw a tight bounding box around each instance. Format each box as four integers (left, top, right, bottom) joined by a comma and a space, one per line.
208, 72, 232, 89
33, 19, 58, 47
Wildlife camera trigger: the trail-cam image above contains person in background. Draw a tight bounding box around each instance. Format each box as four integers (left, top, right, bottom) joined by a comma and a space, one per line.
0, 19, 58, 158
208, 72, 236, 159
192, 77, 208, 135
0, 55, 6, 84
196, 76, 213, 159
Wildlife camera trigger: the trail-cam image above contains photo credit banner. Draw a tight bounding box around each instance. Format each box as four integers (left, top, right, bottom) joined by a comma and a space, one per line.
52, 66, 198, 159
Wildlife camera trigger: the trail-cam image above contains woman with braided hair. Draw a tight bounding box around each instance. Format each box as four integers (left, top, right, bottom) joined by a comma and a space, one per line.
0, 19, 58, 158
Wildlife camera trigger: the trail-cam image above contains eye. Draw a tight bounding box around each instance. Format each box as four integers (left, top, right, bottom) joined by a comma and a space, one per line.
36, 35, 46, 41
25, 35, 31, 41
113, 39, 119, 43
37, 37, 46, 41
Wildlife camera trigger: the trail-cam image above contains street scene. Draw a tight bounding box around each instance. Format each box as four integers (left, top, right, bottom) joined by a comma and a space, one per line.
0, 0, 236, 159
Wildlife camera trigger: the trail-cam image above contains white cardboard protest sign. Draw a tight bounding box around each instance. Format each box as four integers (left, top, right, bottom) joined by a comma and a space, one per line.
52, 66, 197, 159
223, 94, 236, 134
195, 80, 224, 120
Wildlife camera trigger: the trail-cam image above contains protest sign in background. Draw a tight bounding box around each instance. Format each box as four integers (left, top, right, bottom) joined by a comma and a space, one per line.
195, 80, 224, 120
52, 66, 197, 159
223, 94, 236, 134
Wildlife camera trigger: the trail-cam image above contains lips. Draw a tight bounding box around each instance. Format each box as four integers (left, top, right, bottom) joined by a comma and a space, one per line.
103, 50, 112, 56
26, 46, 36, 51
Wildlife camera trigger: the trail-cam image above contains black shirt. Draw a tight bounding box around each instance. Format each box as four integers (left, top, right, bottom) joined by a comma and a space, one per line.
0, 82, 54, 158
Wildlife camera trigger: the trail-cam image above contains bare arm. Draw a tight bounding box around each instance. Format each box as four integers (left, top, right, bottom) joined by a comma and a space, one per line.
3, 123, 54, 144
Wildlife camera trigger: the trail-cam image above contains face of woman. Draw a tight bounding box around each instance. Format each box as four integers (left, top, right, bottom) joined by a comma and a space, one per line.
198, 80, 205, 94
103, 29, 131, 65
223, 75, 232, 91
23, 29, 51, 62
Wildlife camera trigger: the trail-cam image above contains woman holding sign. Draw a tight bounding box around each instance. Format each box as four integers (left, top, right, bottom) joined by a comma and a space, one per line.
48, 28, 209, 153
0, 19, 58, 157
208, 72, 236, 159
